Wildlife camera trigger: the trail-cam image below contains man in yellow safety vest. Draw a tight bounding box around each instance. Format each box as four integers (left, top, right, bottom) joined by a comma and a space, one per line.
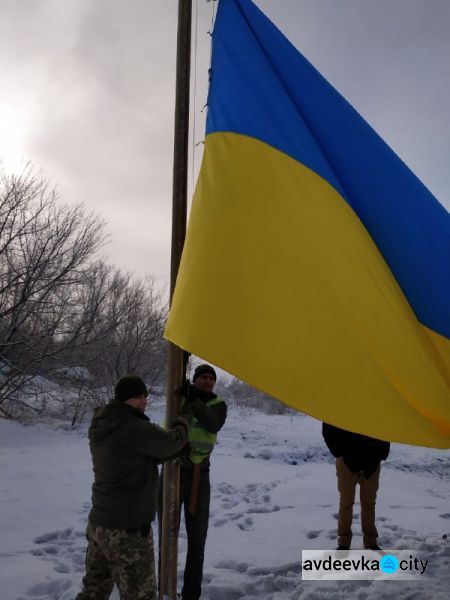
159, 363, 227, 600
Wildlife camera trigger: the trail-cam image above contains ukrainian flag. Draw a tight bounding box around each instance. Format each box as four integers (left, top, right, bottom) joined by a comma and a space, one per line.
165, 0, 450, 448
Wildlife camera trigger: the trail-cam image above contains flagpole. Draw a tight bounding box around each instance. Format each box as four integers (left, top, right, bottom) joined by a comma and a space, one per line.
160, 1, 192, 598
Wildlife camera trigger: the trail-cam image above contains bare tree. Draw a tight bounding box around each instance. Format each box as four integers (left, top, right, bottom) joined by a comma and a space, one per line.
53, 270, 167, 425
0, 167, 107, 418
88, 273, 167, 394
224, 378, 296, 416
0, 167, 167, 423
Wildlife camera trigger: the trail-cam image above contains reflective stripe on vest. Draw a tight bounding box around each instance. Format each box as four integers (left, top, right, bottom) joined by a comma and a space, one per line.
188, 395, 224, 464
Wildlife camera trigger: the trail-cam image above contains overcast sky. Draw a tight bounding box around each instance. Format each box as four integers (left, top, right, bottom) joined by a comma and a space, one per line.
1, 0, 449, 294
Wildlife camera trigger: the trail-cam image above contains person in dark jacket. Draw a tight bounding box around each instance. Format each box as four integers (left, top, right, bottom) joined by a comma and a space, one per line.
77, 375, 190, 600
322, 423, 390, 551
159, 363, 227, 600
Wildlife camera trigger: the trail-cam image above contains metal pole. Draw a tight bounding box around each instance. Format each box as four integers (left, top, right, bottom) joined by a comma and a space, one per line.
160, 1, 192, 598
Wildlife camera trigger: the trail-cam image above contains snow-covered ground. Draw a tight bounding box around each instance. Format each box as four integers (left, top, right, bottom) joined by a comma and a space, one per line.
1, 401, 449, 599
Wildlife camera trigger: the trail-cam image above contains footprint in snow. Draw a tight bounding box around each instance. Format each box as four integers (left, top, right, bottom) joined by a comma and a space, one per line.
439, 513, 450, 520
33, 528, 81, 544
201, 584, 242, 600
229, 512, 244, 522
212, 518, 229, 528
216, 482, 236, 495
21, 577, 72, 599
31, 527, 87, 577
214, 481, 281, 529
221, 497, 239, 510
54, 562, 71, 574
34, 545, 59, 556
214, 559, 249, 572
237, 516, 254, 531
306, 530, 322, 539
257, 449, 272, 460
247, 504, 280, 514
247, 561, 299, 576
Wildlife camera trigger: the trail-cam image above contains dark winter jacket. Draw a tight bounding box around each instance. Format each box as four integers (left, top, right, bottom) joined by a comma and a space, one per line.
322, 423, 390, 478
182, 385, 227, 470
190, 390, 227, 434
88, 401, 190, 530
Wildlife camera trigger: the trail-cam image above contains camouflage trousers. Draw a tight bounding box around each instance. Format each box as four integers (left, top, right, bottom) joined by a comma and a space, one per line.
76, 521, 157, 600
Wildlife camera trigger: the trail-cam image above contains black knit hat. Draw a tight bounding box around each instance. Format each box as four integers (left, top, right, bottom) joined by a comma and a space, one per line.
114, 375, 148, 403
193, 364, 217, 382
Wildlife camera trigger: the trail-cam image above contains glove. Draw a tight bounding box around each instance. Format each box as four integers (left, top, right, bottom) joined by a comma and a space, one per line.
178, 400, 193, 421
178, 379, 198, 403
171, 413, 191, 432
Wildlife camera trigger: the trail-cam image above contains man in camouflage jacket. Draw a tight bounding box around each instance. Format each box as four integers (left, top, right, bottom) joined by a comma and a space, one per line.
77, 374, 190, 600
